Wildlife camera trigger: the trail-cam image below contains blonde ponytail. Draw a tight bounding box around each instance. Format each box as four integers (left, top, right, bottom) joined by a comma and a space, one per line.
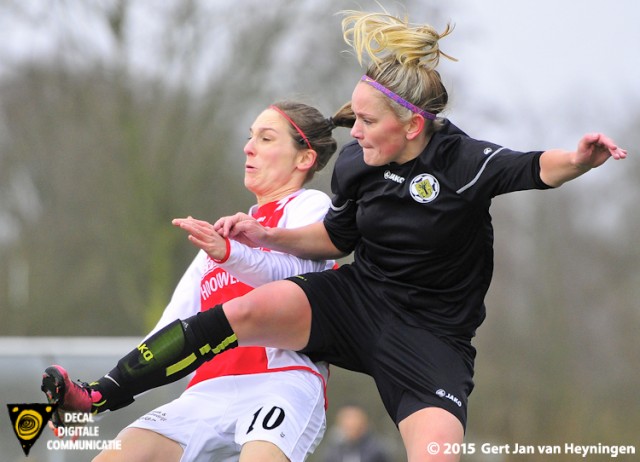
341, 10, 456, 125
342, 11, 455, 70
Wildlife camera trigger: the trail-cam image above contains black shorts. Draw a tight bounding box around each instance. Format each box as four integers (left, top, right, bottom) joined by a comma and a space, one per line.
289, 265, 475, 429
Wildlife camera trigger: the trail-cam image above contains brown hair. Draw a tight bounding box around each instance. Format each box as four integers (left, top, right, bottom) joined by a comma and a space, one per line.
270, 101, 338, 182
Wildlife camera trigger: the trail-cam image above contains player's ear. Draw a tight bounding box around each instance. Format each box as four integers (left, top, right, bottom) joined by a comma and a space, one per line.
297, 148, 317, 172
406, 113, 425, 140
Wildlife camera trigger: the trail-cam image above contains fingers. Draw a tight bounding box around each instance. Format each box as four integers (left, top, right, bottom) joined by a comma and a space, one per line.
172, 216, 234, 260
173, 216, 218, 245
591, 133, 627, 156
579, 133, 628, 162
173, 217, 218, 237
173, 216, 211, 230
213, 213, 253, 237
596, 136, 627, 160
173, 213, 258, 247
610, 146, 628, 160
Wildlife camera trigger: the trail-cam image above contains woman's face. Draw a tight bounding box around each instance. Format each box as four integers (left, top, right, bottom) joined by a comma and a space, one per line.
350, 82, 413, 166
243, 108, 308, 202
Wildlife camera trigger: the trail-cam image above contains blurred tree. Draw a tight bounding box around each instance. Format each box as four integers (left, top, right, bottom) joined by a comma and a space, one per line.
0, 0, 445, 332
0, 0, 636, 458
0, 0, 368, 335
467, 111, 640, 456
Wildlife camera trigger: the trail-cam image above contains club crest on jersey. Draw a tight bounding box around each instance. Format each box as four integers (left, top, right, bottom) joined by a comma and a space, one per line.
409, 173, 440, 203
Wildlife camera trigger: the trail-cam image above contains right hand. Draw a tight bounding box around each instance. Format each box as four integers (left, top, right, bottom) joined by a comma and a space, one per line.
172, 216, 231, 259
213, 213, 268, 248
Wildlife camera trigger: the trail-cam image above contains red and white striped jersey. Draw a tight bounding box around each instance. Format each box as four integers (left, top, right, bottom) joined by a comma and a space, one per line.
148, 189, 333, 389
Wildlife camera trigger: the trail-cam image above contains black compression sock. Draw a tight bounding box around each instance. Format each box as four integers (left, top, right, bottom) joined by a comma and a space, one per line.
88, 305, 238, 412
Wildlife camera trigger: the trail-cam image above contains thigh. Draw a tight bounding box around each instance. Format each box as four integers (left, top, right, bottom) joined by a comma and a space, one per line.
374, 321, 474, 428
398, 407, 464, 462
239, 441, 290, 462
127, 381, 239, 462
289, 266, 384, 373
223, 280, 312, 351
124, 373, 325, 462
92, 427, 183, 462
233, 371, 326, 462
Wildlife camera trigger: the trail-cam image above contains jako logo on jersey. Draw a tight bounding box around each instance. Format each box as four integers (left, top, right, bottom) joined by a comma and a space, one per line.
435, 388, 463, 407
383, 170, 405, 184
409, 173, 439, 203
484, 147, 493, 155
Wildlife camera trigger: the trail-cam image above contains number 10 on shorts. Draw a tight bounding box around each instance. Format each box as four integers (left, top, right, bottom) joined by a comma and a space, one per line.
247, 406, 286, 434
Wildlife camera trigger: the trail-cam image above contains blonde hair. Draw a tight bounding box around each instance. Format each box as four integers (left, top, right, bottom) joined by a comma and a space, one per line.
341, 10, 456, 126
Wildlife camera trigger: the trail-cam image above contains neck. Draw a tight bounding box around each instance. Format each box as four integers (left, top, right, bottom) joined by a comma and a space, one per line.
396, 133, 432, 164
255, 186, 301, 207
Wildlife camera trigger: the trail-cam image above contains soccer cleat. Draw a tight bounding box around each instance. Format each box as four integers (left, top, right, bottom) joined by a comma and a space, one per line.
41, 365, 103, 428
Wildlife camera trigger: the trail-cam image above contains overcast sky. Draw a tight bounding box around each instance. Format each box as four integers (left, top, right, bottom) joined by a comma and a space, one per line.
0, 1, 637, 244
441, 0, 640, 149
1, 0, 637, 150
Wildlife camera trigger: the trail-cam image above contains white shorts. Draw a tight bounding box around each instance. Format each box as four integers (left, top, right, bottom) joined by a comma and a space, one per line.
127, 370, 326, 462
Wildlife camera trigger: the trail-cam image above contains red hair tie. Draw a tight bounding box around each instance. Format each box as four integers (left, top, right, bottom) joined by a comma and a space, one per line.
269, 105, 312, 150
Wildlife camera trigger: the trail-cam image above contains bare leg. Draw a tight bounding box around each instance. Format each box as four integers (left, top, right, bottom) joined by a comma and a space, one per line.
92, 428, 183, 462
42, 281, 314, 417
398, 407, 464, 462
239, 440, 290, 462
223, 280, 312, 350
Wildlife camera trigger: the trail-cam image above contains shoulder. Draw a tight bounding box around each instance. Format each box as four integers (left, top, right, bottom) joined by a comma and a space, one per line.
332, 140, 381, 196
279, 189, 331, 228
288, 189, 331, 209
431, 119, 482, 152
292, 188, 330, 202
428, 119, 504, 167
335, 140, 365, 167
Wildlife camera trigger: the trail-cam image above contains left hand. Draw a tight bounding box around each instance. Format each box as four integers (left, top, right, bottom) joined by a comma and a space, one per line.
574, 133, 627, 170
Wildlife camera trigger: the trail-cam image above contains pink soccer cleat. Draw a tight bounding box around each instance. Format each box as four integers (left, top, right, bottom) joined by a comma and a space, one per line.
41, 365, 103, 428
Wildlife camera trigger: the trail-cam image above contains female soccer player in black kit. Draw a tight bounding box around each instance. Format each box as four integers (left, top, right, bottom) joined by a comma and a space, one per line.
43, 10, 628, 462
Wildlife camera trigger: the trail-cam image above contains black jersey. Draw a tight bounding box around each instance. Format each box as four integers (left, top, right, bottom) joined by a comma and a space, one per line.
324, 119, 551, 349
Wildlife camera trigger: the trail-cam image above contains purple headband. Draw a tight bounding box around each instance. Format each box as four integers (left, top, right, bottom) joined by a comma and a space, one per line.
360, 75, 436, 120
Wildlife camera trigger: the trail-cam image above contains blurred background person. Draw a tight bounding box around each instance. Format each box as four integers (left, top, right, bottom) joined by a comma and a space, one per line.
322, 404, 393, 462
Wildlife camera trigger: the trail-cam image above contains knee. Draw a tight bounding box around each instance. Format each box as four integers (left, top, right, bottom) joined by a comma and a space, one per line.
220, 281, 312, 350
223, 297, 258, 328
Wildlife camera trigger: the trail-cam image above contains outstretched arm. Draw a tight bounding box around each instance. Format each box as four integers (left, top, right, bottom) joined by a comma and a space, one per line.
171, 216, 336, 287
249, 220, 346, 260
539, 133, 627, 188
204, 213, 346, 260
